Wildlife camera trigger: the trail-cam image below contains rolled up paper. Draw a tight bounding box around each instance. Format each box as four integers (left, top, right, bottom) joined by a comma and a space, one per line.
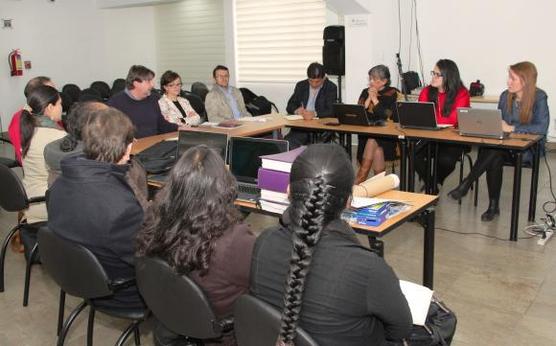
353, 174, 400, 197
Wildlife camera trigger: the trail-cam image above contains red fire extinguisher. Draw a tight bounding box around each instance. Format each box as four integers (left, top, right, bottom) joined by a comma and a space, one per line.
9, 49, 23, 76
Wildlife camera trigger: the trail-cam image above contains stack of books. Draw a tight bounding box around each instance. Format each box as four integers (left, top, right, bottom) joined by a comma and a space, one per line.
342, 197, 410, 227
343, 201, 390, 227
257, 146, 306, 214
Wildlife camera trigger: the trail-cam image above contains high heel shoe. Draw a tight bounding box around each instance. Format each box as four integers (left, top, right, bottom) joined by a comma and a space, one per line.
447, 178, 472, 201
481, 199, 500, 222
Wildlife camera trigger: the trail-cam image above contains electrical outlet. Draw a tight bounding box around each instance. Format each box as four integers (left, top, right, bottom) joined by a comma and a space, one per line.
2, 19, 13, 29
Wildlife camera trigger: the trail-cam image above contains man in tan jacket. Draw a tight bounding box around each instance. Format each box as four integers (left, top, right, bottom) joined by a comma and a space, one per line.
205, 65, 250, 123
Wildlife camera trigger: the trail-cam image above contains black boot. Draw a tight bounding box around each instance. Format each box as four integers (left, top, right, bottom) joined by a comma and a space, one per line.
448, 178, 472, 201
481, 199, 500, 222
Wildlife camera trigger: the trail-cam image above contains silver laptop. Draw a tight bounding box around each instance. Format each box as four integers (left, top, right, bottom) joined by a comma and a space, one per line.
457, 108, 507, 139
229, 137, 289, 202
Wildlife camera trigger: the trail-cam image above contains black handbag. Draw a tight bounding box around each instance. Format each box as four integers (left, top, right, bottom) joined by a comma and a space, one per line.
388, 297, 457, 346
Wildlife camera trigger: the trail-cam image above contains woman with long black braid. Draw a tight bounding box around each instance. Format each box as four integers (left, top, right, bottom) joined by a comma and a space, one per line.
250, 144, 411, 346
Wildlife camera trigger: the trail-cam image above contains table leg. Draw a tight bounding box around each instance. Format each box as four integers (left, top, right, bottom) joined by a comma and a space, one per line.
346, 133, 352, 159
510, 152, 523, 241
432, 143, 439, 194
425, 143, 431, 194
422, 208, 435, 289
529, 142, 541, 222
400, 140, 407, 191
367, 236, 384, 258
408, 140, 416, 192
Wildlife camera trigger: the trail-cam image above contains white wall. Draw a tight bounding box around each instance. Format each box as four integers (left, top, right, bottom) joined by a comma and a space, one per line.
368, 0, 556, 140
0, 0, 157, 130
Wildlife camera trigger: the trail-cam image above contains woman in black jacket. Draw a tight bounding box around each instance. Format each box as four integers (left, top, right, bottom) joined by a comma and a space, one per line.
250, 144, 411, 346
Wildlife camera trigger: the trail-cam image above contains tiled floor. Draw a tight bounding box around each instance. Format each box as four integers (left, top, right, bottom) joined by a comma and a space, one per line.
1, 141, 556, 345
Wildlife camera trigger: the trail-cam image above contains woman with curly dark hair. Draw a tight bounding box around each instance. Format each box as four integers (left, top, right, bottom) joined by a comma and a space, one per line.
250, 144, 411, 346
136, 145, 255, 346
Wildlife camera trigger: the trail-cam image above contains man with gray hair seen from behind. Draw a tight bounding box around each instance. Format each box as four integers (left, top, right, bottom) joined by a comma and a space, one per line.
108, 65, 177, 138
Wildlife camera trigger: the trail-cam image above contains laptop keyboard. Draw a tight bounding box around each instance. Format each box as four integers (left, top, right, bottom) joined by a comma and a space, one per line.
237, 184, 261, 201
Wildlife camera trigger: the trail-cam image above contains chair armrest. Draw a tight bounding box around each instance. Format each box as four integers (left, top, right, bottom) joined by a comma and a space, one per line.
28, 195, 46, 204
109, 277, 136, 291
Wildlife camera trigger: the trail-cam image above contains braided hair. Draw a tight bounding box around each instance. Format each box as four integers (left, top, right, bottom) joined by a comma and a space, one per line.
277, 144, 354, 345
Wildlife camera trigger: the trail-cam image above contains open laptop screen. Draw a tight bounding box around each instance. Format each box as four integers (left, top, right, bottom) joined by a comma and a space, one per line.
229, 137, 289, 184
397, 101, 439, 129
177, 131, 228, 161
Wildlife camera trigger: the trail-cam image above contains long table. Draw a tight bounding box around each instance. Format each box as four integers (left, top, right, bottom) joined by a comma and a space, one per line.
134, 131, 439, 289
131, 115, 286, 155
238, 190, 438, 288
284, 118, 543, 241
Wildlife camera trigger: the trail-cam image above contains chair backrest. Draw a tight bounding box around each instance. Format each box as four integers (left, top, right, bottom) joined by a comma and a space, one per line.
233, 295, 318, 346
62, 84, 81, 103
78, 88, 103, 102
60, 91, 74, 114
38, 227, 112, 299
111, 78, 126, 96
90, 81, 111, 100
191, 82, 209, 102
181, 91, 208, 123
135, 256, 222, 339
0, 163, 29, 212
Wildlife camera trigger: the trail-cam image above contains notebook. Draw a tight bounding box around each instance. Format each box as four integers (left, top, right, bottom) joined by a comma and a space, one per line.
457, 108, 508, 139
397, 101, 452, 130
229, 137, 289, 202
333, 103, 385, 126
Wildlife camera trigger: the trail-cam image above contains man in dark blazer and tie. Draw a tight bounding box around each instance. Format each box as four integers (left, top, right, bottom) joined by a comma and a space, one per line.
285, 62, 338, 148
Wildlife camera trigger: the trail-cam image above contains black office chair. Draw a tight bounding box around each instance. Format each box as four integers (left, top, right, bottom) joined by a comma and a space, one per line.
111, 78, 126, 97
135, 256, 233, 344
191, 82, 209, 102
181, 91, 208, 123
0, 164, 44, 306
62, 84, 81, 104
90, 81, 111, 101
233, 294, 318, 346
456, 146, 476, 205
79, 88, 103, 103
38, 227, 146, 346
60, 91, 74, 115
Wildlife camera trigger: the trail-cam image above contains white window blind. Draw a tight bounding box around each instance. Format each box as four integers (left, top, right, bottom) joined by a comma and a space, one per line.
235, 0, 326, 83
155, 0, 225, 86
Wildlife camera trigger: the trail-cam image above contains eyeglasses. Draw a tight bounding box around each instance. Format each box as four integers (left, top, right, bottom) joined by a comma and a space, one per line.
430, 71, 443, 78
167, 82, 182, 88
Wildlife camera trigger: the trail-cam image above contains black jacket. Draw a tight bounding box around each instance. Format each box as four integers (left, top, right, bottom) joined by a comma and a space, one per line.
47, 154, 144, 309
286, 78, 338, 117
250, 210, 412, 346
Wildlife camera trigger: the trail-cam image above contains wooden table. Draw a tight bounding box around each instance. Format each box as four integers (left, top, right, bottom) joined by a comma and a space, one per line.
399, 127, 542, 241
238, 190, 439, 289
132, 115, 287, 155
284, 119, 543, 241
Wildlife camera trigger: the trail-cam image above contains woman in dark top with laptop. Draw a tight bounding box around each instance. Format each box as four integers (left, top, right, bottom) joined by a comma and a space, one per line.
356, 65, 400, 184
137, 145, 255, 346
250, 144, 411, 346
448, 61, 549, 221
414, 59, 470, 189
